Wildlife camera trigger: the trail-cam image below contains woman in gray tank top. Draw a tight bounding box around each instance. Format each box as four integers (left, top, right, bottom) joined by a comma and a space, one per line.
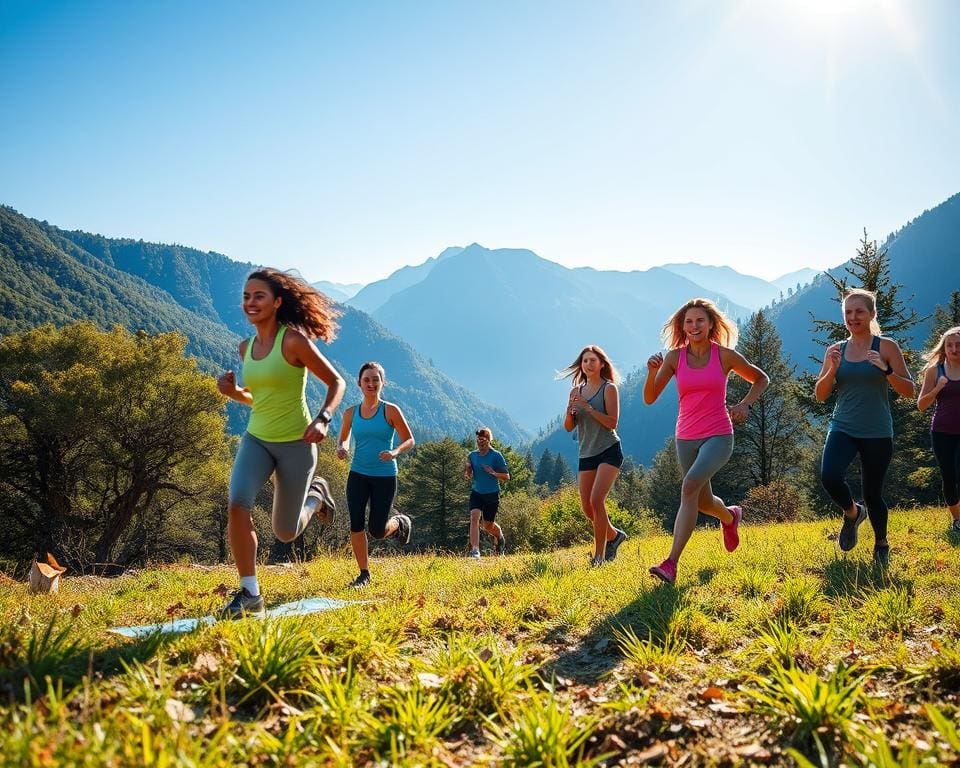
561, 345, 627, 566
814, 289, 914, 568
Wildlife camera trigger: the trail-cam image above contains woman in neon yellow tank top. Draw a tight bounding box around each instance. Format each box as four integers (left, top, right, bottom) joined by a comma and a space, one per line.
216, 268, 345, 618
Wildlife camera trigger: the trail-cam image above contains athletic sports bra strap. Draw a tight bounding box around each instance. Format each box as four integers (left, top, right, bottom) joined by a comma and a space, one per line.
382, 402, 390, 424
871, 336, 881, 352
939, 362, 946, 379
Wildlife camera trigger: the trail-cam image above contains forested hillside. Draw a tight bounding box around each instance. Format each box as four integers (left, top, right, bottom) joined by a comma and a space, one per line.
0, 206, 527, 443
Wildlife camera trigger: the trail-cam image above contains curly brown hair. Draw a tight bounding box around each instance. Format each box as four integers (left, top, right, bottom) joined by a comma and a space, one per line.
661, 298, 738, 349
247, 268, 339, 342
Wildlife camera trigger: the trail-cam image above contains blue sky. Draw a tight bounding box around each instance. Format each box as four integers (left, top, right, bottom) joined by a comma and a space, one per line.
2, 0, 958, 284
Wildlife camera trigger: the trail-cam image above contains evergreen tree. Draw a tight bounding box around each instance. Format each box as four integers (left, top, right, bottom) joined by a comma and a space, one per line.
642, 437, 682, 531
534, 449, 555, 487
611, 457, 646, 514
726, 310, 812, 495
551, 452, 573, 489
803, 229, 927, 507
397, 438, 469, 550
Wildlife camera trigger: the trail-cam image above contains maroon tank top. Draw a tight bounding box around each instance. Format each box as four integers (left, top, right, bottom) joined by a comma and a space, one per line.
932, 363, 960, 435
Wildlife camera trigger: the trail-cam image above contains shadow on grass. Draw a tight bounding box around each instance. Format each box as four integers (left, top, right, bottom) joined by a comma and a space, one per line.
821, 556, 912, 599
544, 582, 687, 684
1, 624, 184, 701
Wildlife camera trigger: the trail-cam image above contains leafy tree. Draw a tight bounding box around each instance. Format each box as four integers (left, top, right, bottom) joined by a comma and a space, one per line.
726, 310, 812, 493
0, 323, 231, 570
397, 438, 470, 550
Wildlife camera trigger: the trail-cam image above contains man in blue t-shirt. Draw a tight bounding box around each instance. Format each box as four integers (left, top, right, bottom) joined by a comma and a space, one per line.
464, 427, 510, 558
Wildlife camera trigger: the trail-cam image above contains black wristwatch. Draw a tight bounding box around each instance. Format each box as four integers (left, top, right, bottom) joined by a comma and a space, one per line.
883, 363, 894, 376
317, 408, 333, 425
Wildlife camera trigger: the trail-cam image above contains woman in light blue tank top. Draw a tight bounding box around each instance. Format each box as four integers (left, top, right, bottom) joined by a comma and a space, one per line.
560, 345, 628, 567
814, 289, 914, 567
336, 362, 415, 588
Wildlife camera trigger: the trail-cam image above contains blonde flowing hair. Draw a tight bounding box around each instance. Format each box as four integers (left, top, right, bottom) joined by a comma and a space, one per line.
842, 288, 882, 336
921, 325, 960, 372
558, 345, 621, 386
661, 298, 738, 349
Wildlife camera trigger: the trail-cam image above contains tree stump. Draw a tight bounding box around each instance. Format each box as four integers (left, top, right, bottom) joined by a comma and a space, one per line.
28, 553, 67, 593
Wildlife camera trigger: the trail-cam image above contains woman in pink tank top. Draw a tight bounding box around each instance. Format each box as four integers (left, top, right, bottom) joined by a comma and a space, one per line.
642, 298, 769, 584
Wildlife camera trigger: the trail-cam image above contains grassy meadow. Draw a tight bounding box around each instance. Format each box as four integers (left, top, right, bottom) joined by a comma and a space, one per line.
2, 508, 959, 767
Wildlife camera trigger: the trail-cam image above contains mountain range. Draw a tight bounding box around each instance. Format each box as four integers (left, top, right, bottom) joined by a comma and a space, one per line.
6, 189, 958, 467
0, 206, 527, 444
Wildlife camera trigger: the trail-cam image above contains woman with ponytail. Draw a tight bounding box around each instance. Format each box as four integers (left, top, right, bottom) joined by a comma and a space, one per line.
216, 268, 346, 617
917, 325, 960, 532
814, 288, 913, 568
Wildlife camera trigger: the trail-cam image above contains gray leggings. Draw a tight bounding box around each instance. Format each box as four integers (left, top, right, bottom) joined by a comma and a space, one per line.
676, 434, 734, 493
229, 432, 318, 542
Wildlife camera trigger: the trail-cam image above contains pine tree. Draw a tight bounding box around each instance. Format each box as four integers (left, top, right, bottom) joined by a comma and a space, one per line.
551, 452, 573, 489
726, 310, 812, 496
396, 438, 469, 550
643, 437, 682, 531
803, 229, 927, 507
534, 449, 555, 487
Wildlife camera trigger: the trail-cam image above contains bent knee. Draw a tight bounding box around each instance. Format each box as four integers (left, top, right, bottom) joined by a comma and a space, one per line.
680, 480, 701, 498
273, 527, 298, 544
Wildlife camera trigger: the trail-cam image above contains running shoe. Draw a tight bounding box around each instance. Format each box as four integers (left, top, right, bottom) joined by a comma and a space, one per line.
604, 529, 627, 561
722, 506, 742, 553
589, 555, 606, 567
468, 549, 481, 559
306, 476, 336, 526
649, 558, 677, 585
494, 535, 507, 556
873, 544, 890, 569
393, 513, 412, 545
350, 572, 371, 589
952, 519, 960, 533
838, 503, 867, 552
218, 588, 265, 619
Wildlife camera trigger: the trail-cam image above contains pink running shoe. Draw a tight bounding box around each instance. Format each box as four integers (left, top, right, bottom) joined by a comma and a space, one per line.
722, 506, 742, 553
649, 558, 677, 584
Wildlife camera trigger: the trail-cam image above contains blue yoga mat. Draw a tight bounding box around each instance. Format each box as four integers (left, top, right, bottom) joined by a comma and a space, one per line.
109, 596, 362, 638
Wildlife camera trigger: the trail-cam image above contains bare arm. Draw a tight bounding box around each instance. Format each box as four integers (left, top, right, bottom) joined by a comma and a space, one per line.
875, 339, 914, 399
814, 343, 842, 402
563, 387, 579, 432
286, 331, 346, 443
216, 339, 254, 406
721, 347, 770, 424
336, 407, 354, 460
464, 455, 474, 480
383, 403, 415, 460
917, 366, 946, 412
578, 382, 619, 430
644, 350, 677, 404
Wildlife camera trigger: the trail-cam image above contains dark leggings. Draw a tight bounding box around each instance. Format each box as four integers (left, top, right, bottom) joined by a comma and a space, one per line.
347, 471, 398, 536
932, 431, 960, 506
820, 430, 893, 540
